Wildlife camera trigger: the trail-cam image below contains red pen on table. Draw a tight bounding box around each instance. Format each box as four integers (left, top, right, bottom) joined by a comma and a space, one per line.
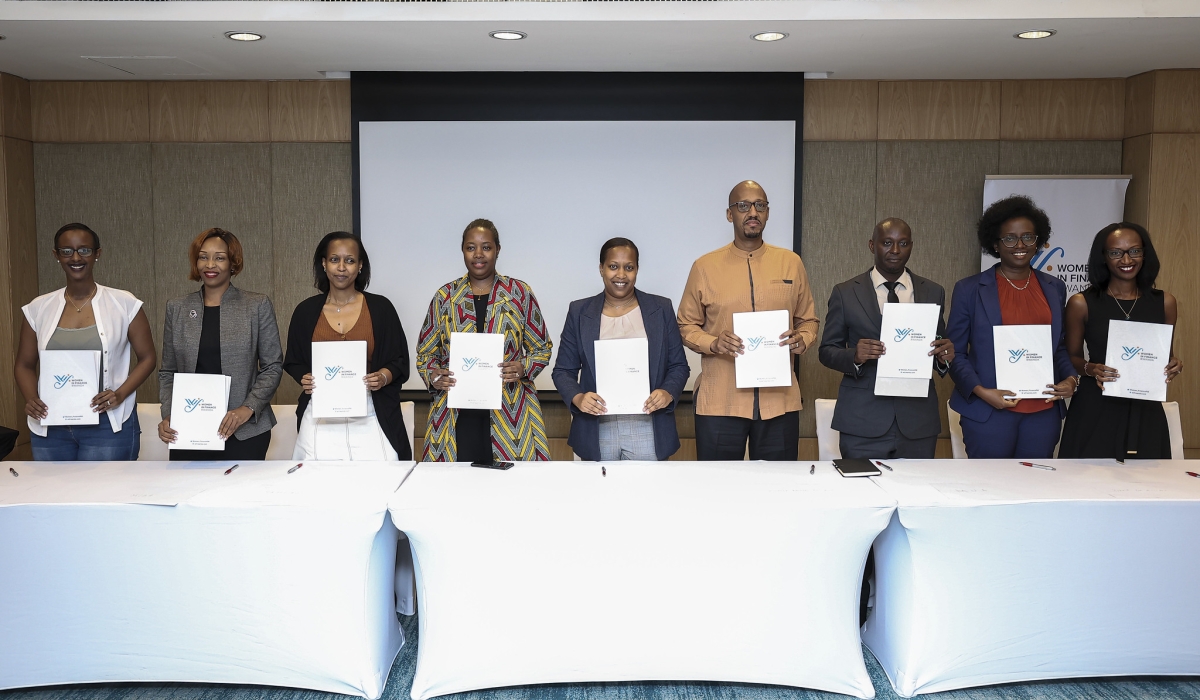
223, 463, 239, 475
874, 460, 893, 472
1186, 472, 1200, 479
1021, 462, 1056, 471
287, 462, 304, 474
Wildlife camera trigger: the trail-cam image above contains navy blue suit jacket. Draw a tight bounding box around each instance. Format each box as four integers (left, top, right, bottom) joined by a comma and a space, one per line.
947, 264, 1076, 423
552, 290, 691, 461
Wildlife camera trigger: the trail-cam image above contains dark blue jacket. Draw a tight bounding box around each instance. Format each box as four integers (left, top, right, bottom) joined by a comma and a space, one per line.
947, 264, 1076, 423
552, 290, 691, 460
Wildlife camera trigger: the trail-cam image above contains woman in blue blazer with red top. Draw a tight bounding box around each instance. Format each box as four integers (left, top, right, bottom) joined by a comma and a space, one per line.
553, 237, 690, 461
948, 196, 1080, 459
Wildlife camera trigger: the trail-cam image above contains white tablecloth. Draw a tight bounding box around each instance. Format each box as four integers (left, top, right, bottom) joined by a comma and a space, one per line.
862, 459, 1200, 697
388, 460, 896, 700
0, 460, 413, 698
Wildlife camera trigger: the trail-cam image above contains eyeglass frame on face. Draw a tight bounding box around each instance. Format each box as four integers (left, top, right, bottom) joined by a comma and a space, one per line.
729, 200, 769, 213
55, 247, 96, 258
1105, 247, 1145, 260
998, 233, 1039, 248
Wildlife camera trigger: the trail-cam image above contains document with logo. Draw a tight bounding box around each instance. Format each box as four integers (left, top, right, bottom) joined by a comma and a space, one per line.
993, 325, 1055, 399
169, 372, 232, 451
733, 310, 792, 388
1104, 320, 1174, 402
595, 338, 651, 414
448, 332, 505, 410
39, 350, 101, 426
312, 340, 368, 418
875, 303, 941, 398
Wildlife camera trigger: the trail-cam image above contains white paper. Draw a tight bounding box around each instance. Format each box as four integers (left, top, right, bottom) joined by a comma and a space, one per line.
1104, 320, 1174, 402
169, 373, 232, 451
312, 341, 368, 418
448, 332, 505, 410
39, 350, 101, 426
733, 310, 793, 389
875, 303, 940, 398
993, 325, 1055, 399
595, 338, 651, 415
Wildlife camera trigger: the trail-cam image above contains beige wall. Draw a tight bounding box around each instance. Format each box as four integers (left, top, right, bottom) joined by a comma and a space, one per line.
3, 75, 1198, 460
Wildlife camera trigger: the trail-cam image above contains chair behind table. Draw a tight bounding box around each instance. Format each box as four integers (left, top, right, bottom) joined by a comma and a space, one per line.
814, 398, 841, 460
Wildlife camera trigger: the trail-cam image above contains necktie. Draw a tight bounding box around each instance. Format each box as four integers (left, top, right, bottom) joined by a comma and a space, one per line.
883, 280, 900, 305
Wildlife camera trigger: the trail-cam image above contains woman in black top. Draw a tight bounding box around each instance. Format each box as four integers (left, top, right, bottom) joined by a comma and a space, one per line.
1059, 223, 1183, 459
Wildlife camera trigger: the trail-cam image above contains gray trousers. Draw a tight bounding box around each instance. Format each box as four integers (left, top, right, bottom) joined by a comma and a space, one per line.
838, 417, 937, 460
598, 414, 657, 460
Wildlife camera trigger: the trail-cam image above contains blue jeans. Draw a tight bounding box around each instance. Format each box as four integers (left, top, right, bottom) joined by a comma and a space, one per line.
959, 407, 1061, 459
31, 412, 141, 461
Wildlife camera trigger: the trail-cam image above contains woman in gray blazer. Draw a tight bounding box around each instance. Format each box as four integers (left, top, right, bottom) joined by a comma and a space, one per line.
158, 228, 283, 460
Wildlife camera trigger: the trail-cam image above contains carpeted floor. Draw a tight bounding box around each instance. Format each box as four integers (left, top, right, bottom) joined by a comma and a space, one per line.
4, 614, 1199, 700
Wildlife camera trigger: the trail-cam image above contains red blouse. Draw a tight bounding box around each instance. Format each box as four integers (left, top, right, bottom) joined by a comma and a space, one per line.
996, 270, 1053, 413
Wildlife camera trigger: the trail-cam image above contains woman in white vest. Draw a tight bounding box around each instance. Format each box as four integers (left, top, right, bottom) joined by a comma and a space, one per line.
14, 223, 157, 460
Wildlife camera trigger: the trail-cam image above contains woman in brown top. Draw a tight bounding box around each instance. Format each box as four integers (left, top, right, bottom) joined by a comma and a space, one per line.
283, 232, 412, 460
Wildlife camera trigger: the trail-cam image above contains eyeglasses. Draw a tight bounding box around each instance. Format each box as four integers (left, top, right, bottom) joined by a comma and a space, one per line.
1105, 247, 1144, 260
998, 233, 1038, 248
56, 247, 95, 258
729, 200, 769, 213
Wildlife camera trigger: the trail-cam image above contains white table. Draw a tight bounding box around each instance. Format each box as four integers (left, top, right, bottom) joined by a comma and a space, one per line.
0, 460, 413, 698
388, 460, 896, 700
862, 459, 1200, 697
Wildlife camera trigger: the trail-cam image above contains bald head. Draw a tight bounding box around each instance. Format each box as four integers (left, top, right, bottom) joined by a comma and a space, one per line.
872, 217, 911, 241
869, 217, 913, 279
729, 180, 767, 205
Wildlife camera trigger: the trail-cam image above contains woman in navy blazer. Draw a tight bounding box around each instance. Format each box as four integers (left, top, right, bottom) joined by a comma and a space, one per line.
553, 238, 690, 461
948, 196, 1080, 459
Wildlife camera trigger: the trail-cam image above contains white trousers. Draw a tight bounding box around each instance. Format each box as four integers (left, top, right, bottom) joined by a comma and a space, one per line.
292, 398, 399, 462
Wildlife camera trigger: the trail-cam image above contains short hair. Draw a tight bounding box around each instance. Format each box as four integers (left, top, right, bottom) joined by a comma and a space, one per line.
600, 237, 640, 265
1086, 222, 1161, 294
977, 195, 1051, 258
188, 228, 244, 281
312, 231, 371, 293
54, 223, 100, 250
462, 219, 500, 247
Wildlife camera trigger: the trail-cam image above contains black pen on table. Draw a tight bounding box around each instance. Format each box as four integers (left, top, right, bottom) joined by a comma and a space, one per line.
8, 467, 17, 477
1021, 462, 1056, 471
601, 466, 606, 477
874, 460, 894, 472
223, 463, 240, 475
809, 464, 815, 475
287, 462, 304, 474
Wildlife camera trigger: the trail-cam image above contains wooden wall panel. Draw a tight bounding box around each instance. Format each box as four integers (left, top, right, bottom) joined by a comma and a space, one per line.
1122, 134, 1152, 227
1, 73, 32, 142
1152, 70, 1200, 134
998, 140, 1122, 176
1000, 80, 1124, 140
269, 81, 351, 143
1124, 71, 1156, 139
1, 137, 38, 453
803, 81, 877, 141
877, 81, 1000, 140
30, 82, 149, 143
149, 82, 270, 143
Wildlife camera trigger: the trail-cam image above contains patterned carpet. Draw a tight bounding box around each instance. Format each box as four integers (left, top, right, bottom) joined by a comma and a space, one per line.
3, 614, 1199, 700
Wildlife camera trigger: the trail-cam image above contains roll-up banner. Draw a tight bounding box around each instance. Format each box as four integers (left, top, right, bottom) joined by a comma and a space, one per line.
983, 176, 1131, 295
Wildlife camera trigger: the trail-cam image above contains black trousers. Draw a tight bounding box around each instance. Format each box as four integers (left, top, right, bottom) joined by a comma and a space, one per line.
839, 418, 938, 460
694, 411, 800, 461
169, 429, 272, 461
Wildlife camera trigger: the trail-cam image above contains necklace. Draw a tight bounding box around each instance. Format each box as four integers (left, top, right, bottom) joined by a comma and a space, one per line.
999, 268, 1032, 291
605, 295, 636, 310
327, 292, 357, 313
65, 286, 97, 313
1109, 288, 1139, 320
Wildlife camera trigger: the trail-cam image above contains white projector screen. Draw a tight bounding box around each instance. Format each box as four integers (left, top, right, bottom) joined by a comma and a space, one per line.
359, 120, 796, 390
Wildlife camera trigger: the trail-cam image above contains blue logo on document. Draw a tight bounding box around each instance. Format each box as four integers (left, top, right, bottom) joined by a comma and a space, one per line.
53, 374, 73, 389
184, 398, 203, 413
1121, 346, 1143, 361
461, 357, 480, 372
747, 337, 765, 351
894, 328, 913, 342
324, 366, 343, 381
1008, 349, 1028, 363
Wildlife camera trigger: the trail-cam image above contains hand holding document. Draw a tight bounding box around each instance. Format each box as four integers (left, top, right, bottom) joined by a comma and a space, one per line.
595, 338, 650, 414
875, 303, 941, 398
993, 325, 1054, 398
312, 340, 368, 418
39, 350, 101, 426
1104, 319, 1174, 402
733, 310, 792, 388
448, 332, 504, 409
169, 373, 232, 451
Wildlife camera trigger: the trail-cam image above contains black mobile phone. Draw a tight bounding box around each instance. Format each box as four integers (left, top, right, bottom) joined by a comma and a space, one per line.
470, 461, 515, 470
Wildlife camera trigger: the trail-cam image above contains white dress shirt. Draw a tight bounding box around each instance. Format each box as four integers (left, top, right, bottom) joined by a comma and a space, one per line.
870, 267, 914, 312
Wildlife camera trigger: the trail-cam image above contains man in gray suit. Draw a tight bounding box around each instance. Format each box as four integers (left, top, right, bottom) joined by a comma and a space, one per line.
819, 218, 955, 459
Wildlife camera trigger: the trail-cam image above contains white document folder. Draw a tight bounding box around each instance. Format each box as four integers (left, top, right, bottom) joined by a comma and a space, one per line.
169, 373, 232, 451
448, 332, 505, 410
595, 338, 651, 415
1104, 319, 1174, 402
312, 340, 369, 418
875, 303, 940, 398
733, 310, 792, 388
39, 350, 101, 426
993, 325, 1055, 399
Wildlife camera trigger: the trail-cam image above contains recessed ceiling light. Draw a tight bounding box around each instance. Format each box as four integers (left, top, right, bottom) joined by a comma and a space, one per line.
225, 31, 263, 42
752, 32, 788, 42
490, 31, 526, 41
1015, 29, 1056, 39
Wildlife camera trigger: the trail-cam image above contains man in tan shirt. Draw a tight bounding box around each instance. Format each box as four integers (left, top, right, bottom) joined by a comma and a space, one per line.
677, 180, 819, 460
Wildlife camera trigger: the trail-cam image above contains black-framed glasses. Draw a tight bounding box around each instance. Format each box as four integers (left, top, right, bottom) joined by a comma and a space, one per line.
1105, 247, 1144, 260
998, 233, 1038, 248
729, 200, 769, 213
55, 247, 95, 258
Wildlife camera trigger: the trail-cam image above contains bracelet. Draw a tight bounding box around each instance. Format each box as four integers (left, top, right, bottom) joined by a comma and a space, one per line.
1082, 363, 1093, 377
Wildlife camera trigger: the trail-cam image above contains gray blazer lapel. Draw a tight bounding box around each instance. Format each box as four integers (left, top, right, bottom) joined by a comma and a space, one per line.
851, 271, 883, 328
180, 291, 205, 373
218, 285, 244, 377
